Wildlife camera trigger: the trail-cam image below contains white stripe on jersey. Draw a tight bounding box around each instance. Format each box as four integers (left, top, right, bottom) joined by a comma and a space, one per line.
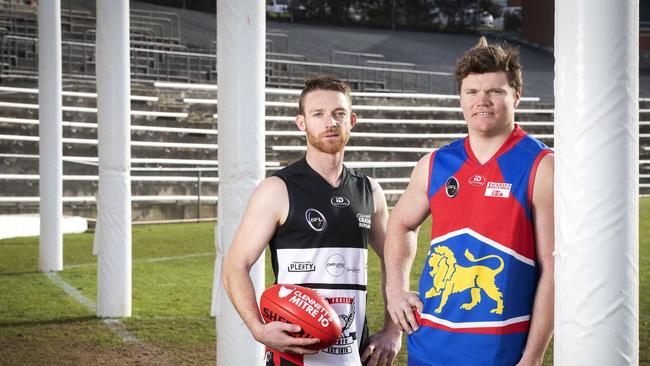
276, 247, 367, 286
431, 227, 535, 267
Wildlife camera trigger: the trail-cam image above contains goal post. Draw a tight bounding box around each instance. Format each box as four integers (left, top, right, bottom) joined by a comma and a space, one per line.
213, 1, 266, 365
554, 0, 639, 364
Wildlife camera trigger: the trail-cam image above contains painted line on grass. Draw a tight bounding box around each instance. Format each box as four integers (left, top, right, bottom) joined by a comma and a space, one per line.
65, 252, 213, 269
132, 315, 210, 321
137, 252, 213, 264
103, 319, 138, 343
45, 272, 96, 310
45, 272, 138, 343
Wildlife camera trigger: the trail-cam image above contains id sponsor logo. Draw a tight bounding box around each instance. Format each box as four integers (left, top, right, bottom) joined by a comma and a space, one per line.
330, 196, 350, 207
468, 174, 486, 187
485, 182, 512, 198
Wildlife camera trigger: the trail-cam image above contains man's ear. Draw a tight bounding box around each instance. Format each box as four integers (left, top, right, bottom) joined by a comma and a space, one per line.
514, 90, 521, 108
350, 112, 357, 129
295, 114, 306, 131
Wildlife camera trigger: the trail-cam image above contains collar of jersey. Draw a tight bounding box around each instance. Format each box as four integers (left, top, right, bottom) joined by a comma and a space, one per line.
299, 156, 349, 190
463, 124, 525, 167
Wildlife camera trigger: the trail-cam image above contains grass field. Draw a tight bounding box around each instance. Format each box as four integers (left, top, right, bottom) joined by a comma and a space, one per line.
1, 200, 648, 365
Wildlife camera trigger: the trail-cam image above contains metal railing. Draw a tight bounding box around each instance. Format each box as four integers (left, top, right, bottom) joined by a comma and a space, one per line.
331, 50, 384, 65
265, 58, 454, 93
266, 32, 289, 54
0, 2, 181, 44
0, 35, 455, 92
131, 8, 182, 41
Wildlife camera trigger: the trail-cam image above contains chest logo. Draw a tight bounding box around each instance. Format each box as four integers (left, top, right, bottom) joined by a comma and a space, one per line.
305, 208, 327, 232
330, 196, 350, 207
288, 261, 316, 273
445, 176, 459, 198
485, 182, 512, 198
468, 174, 486, 186
424, 245, 504, 315
326, 254, 345, 277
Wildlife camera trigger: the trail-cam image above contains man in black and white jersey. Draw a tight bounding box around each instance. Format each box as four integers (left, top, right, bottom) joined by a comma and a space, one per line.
222, 75, 401, 366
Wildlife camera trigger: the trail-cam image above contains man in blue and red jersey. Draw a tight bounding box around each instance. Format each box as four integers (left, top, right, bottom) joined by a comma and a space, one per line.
384, 37, 554, 366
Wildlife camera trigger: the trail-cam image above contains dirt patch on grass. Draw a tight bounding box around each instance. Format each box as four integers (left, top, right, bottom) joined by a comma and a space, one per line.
0, 320, 215, 365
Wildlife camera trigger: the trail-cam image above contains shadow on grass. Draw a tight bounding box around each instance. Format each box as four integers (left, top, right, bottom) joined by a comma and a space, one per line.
0, 315, 100, 327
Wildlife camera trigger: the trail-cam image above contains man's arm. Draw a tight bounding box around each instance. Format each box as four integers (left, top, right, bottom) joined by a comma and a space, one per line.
518, 154, 554, 366
221, 176, 319, 354
384, 153, 433, 334
360, 177, 402, 365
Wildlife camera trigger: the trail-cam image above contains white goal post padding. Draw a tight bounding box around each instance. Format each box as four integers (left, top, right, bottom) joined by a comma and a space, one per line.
554, 0, 639, 364
94, 0, 132, 318
212, 1, 266, 365
37, 0, 63, 272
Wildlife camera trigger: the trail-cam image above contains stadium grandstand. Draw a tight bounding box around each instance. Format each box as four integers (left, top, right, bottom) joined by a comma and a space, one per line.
0, 0, 647, 225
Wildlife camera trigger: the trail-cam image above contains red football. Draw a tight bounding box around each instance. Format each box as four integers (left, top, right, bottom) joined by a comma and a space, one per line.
259, 284, 342, 350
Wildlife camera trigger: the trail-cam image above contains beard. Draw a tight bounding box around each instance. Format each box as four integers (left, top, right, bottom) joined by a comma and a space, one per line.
306, 126, 350, 154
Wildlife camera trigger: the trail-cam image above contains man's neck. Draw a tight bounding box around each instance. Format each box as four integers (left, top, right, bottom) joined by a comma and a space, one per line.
305, 148, 345, 187
468, 124, 515, 164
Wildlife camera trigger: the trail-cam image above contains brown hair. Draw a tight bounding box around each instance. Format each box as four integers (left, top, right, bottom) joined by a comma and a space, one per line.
298, 75, 352, 115
454, 36, 522, 94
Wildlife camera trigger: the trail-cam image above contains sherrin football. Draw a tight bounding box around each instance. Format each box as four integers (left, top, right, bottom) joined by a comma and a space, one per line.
260, 284, 342, 350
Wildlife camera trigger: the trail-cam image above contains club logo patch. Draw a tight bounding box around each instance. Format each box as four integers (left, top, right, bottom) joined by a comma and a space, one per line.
485, 182, 512, 198
468, 174, 486, 187
305, 208, 327, 232
323, 297, 357, 355
330, 196, 350, 207
445, 177, 459, 198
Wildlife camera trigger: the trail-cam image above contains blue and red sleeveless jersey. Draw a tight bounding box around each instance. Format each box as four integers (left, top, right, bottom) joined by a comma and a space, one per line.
408, 125, 552, 366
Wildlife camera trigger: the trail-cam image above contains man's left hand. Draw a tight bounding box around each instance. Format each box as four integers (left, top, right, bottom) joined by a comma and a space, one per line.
360, 327, 402, 366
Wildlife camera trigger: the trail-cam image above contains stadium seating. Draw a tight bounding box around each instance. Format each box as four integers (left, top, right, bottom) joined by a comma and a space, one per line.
0, 1, 647, 222
0, 81, 560, 221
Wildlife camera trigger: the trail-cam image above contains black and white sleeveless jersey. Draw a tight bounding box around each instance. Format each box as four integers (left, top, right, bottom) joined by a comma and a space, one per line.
270, 157, 374, 365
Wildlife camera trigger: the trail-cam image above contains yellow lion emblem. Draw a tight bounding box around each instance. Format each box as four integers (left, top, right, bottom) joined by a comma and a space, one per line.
425, 245, 504, 314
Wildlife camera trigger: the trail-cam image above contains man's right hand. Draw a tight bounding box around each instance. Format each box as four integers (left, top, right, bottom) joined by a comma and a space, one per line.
386, 290, 423, 335
252, 321, 321, 354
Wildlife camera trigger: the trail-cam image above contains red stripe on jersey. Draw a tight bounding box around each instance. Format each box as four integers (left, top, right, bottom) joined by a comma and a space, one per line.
418, 318, 530, 335
527, 149, 553, 205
